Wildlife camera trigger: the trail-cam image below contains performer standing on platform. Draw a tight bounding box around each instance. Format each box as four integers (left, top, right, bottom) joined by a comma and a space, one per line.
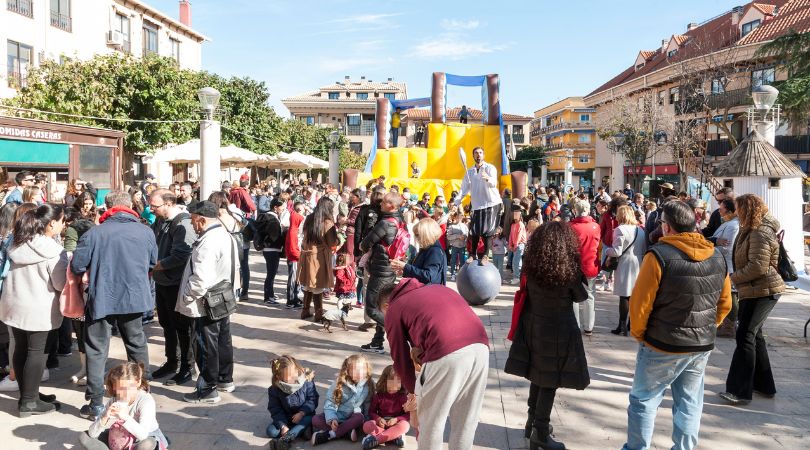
455, 147, 501, 262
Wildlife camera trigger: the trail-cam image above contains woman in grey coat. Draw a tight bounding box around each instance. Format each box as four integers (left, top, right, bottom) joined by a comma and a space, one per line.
710, 198, 740, 337
0, 204, 67, 416
605, 205, 646, 336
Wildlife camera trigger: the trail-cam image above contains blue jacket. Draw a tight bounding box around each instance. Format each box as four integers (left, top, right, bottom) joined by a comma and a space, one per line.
71, 212, 158, 321
403, 242, 447, 285
267, 381, 319, 429
323, 379, 371, 423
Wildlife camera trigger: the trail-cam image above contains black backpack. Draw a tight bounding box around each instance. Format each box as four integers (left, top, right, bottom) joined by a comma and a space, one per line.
775, 230, 798, 282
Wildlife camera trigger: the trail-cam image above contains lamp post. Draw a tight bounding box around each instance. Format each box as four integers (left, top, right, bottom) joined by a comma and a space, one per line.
198, 87, 221, 201
327, 129, 340, 187
564, 149, 574, 188
610, 133, 625, 192
750, 84, 780, 146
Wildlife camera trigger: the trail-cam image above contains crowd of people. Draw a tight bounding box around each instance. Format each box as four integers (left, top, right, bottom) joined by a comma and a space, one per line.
0, 162, 792, 450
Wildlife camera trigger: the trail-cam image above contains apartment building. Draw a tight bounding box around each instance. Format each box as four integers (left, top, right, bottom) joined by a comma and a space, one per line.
2, 0, 207, 98
530, 97, 596, 187
281, 76, 408, 155
584, 0, 810, 193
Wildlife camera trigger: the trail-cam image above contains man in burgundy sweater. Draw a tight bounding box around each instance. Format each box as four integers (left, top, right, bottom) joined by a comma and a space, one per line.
228, 179, 256, 216
380, 278, 489, 450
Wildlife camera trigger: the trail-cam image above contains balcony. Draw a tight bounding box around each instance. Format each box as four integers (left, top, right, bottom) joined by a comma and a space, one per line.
776, 135, 810, 154
504, 134, 525, 144
7, 0, 33, 17
535, 121, 594, 135
706, 88, 752, 110
707, 139, 733, 156
545, 142, 593, 150
346, 123, 375, 136
50, 11, 72, 32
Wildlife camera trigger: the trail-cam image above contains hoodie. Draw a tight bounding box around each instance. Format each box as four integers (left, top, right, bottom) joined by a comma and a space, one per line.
384, 278, 489, 393
0, 235, 68, 331
629, 233, 732, 353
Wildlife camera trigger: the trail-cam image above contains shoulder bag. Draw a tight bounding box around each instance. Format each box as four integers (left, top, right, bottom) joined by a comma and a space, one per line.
202, 235, 238, 321
603, 227, 639, 272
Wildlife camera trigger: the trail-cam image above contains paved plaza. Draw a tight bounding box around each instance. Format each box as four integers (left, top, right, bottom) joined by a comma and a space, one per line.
1, 251, 809, 449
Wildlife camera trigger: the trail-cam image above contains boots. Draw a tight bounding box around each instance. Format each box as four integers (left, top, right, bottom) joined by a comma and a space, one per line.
18, 398, 57, 417
610, 321, 628, 336
313, 294, 324, 322
71, 353, 87, 386
300, 292, 313, 320
529, 426, 565, 450
525, 417, 553, 439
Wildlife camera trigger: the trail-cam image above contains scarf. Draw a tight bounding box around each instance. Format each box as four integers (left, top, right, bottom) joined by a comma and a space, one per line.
99, 206, 140, 224
277, 374, 306, 395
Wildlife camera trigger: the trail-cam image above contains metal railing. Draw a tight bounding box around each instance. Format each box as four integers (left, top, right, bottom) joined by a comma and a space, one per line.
534, 121, 594, 135
545, 142, 593, 150
705, 88, 752, 110
346, 124, 375, 136
7, 0, 33, 17
50, 11, 72, 32
504, 134, 525, 144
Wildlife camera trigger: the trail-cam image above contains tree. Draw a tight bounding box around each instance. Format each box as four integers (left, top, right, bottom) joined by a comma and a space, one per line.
757, 30, 810, 134
510, 146, 545, 173
339, 149, 368, 172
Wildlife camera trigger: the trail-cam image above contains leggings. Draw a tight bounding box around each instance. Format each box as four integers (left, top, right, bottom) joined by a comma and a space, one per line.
79, 430, 157, 450
312, 412, 365, 439
469, 234, 493, 260
11, 327, 49, 403
363, 419, 410, 443
618, 296, 630, 325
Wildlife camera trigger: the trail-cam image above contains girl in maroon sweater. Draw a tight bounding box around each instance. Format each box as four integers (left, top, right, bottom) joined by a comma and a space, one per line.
333, 253, 357, 304
361, 366, 409, 449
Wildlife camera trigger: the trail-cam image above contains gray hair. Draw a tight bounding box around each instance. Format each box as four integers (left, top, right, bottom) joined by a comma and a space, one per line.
573, 198, 590, 217
105, 190, 132, 208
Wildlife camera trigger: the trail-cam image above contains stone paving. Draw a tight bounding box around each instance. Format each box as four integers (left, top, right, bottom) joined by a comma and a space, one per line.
1, 251, 809, 449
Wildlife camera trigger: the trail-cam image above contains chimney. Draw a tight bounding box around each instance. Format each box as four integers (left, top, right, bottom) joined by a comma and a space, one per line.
687, 22, 698, 31
661, 39, 668, 51
344, 75, 350, 80
360, 75, 366, 80
731, 5, 744, 26
388, 77, 393, 81
179, 0, 191, 26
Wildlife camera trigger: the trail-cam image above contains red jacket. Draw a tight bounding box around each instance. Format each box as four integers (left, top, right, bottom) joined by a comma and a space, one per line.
229, 187, 256, 214
333, 265, 356, 295
599, 213, 618, 247
570, 216, 601, 278
384, 278, 489, 393
438, 222, 447, 250
285, 211, 304, 262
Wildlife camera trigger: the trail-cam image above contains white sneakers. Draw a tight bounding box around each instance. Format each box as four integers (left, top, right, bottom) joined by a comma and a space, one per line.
0, 375, 18, 391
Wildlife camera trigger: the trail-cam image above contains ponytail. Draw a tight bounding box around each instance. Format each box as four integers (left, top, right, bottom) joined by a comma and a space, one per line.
13, 203, 64, 247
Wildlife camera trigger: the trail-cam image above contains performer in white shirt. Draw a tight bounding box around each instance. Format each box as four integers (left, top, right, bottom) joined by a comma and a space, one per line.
455, 147, 502, 262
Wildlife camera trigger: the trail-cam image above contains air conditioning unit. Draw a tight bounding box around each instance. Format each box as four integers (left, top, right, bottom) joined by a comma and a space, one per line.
107, 30, 124, 47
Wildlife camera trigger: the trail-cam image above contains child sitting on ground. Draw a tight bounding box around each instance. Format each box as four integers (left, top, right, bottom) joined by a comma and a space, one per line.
266, 355, 319, 450
311, 354, 374, 446
79, 362, 168, 450
361, 365, 409, 449
333, 253, 357, 306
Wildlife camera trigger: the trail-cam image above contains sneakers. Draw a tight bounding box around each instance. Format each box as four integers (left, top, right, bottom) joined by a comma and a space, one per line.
449, 274, 456, 282
152, 362, 178, 379
79, 403, 105, 420
350, 429, 358, 442
57, 351, 72, 357
360, 343, 385, 354
391, 436, 405, 448
311, 431, 330, 446
264, 295, 280, 305
217, 382, 236, 393
41, 369, 49, 382
19, 398, 58, 418
719, 392, 751, 405
165, 369, 193, 386
286, 301, 303, 309
0, 375, 18, 391
362, 434, 379, 449
183, 387, 221, 404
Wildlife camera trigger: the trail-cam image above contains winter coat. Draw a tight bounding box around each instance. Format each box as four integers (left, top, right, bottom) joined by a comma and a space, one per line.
731, 214, 785, 300
711, 216, 739, 276
71, 211, 157, 321
228, 187, 256, 214
354, 204, 379, 257
267, 380, 319, 429
255, 211, 285, 251
323, 379, 371, 423
569, 216, 601, 278
285, 211, 304, 262
599, 213, 618, 247
334, 265, 356, 295
297, 219, 340, 291
63, 219, 95, 252
0, 235, 68, 331
360, 211, 401, 277
152, 211, 197, 286
605, 224, 647, 297
403, 242, 447, 285
504, 276, 590, 390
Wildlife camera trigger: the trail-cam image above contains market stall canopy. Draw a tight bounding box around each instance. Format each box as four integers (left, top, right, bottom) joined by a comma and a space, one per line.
220, 145, 266, 165
148, 140, 270, 166
255, 151, 328, 169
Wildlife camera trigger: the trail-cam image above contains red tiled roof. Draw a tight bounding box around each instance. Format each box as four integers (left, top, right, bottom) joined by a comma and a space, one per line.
751, 2, 778, 14
402, 107, 532, 122
639, 50, 656, 60
586, 0, 796, 98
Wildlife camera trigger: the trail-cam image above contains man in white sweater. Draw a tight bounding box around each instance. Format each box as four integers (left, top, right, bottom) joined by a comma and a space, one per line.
455, 147, 502, 262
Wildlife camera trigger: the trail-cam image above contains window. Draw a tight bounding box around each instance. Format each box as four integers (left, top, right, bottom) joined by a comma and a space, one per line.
349, 142, 363, 154
170, 38, 180, 63
578, 155, 590, 163
356, 92, 368, 100
383, 92, 396, 101
751, 67, 775, 88
657, 90, 665, 105
142, 22, 158, 55
114, 13, 131, 53
8, 0, 34, 18
328, 92, 340, 100
741, 20, 761, 37
635, 63, 645, 70
669, 87, 680, 104
578, 134, 591, 144
7, 40, 33, 88
300, 116, 314, 125
711, 77, 725, 94
347, 114, 361, 126
50, 0, 71, 31
513, 125, 523, 134
78, 146, 113, 188
667, 49, 678, 58
579, 114, 590, 122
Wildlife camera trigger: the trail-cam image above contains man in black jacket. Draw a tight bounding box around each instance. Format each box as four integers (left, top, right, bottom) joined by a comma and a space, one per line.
149, 189, 198, 386
359, 192, 403, 353
254, 198, 286, 305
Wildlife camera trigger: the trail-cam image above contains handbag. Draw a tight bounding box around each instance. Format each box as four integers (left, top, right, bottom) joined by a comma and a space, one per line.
507, 272, 528, 341
59, 256, 87, 319
775, 230, 798, 282
603, 227, 639, 272
107, 419, 136, 450
202, 233, 238, 321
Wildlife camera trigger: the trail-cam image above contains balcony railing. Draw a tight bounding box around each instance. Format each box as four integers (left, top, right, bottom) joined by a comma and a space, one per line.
50, 11, 72, 32
707, 139, 733, 156
7, 0, 33, 17
504, 134, 525, 144
776, 135, 810, 154
705, 88, 753, 110
346, 123, 375, 136
534, 121, 594, 135
361, 121, 375, 136
545, 142, 593, 150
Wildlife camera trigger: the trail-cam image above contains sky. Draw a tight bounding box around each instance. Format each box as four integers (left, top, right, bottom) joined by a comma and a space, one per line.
149, 0, 746, 117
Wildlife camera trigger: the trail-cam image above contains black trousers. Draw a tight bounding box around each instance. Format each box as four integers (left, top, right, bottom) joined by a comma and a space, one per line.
725, 296, 778, 400
11, 327, 49, 403
528, 383, 557, 432
365, 273, 395, 346
469, 234, 493, 260
155, 283, 193, 370
85, 313, 150, 405
57, 316, 73, 354
263, 251, 281, 300
195, 315, 233, 389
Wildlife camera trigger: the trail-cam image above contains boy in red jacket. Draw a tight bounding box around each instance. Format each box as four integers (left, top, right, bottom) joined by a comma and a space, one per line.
284, 202, 305, 308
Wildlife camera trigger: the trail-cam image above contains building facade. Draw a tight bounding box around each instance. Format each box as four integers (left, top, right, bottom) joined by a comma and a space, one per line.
281, 76, 408, 155
2, 0, 207, 99
401, 106, 532, 149
530, 97, 596, 188
584, 0, 809, 194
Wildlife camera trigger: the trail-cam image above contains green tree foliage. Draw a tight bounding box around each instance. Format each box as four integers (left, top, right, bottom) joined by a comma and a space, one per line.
339, 149, 368, 172
757, 30, 810, 132
510, 146, 545, 172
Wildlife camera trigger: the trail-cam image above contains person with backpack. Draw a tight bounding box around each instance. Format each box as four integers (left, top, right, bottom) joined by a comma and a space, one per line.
254, 198, 286, 305
359, 192, 405, 354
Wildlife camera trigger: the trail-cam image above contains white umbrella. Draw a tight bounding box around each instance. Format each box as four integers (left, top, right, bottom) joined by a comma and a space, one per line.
286, 151, 329, 169
220, 145, 266, 164
149, 139, 201, 164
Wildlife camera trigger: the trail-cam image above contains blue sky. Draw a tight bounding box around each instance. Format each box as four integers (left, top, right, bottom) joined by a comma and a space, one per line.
150, 0, 743, 117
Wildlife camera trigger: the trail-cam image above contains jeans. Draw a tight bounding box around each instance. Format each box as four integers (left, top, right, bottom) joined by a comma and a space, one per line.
10, 327, 49, 403
511, 243, 525, 279
391, 127, 400, 147
492, 253, 505, 278
241, 247, 250, 296
573, 277, 596, 331
449, 246, 466, 275
286, 261, 301, 305
195, 315, 233, 390
85, 313, 150, 405
263, 251, 281, 300
155, 283, 193, 370
266, 414, 313, 439
623, 343, 711, 450
725, 296, 778, 399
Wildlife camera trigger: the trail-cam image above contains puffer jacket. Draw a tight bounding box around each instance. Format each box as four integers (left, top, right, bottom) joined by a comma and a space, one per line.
360, 210, 401, 277
731, 214, 785, 299
322, 378, 371, 423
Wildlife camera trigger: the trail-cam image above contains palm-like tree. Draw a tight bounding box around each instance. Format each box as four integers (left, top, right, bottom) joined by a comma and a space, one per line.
757, 30, 810, 134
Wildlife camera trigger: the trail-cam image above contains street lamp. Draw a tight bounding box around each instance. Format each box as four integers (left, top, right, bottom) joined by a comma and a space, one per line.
748, 85, 780, 146
752, 84, 779, 111
197, 87, 221, 201
328, 129, 340, 187
611, 133, 626, 148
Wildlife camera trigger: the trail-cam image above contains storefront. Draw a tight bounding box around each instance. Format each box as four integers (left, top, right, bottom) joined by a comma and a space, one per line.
624, 164, 680, 197
0, 116, 124, 203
